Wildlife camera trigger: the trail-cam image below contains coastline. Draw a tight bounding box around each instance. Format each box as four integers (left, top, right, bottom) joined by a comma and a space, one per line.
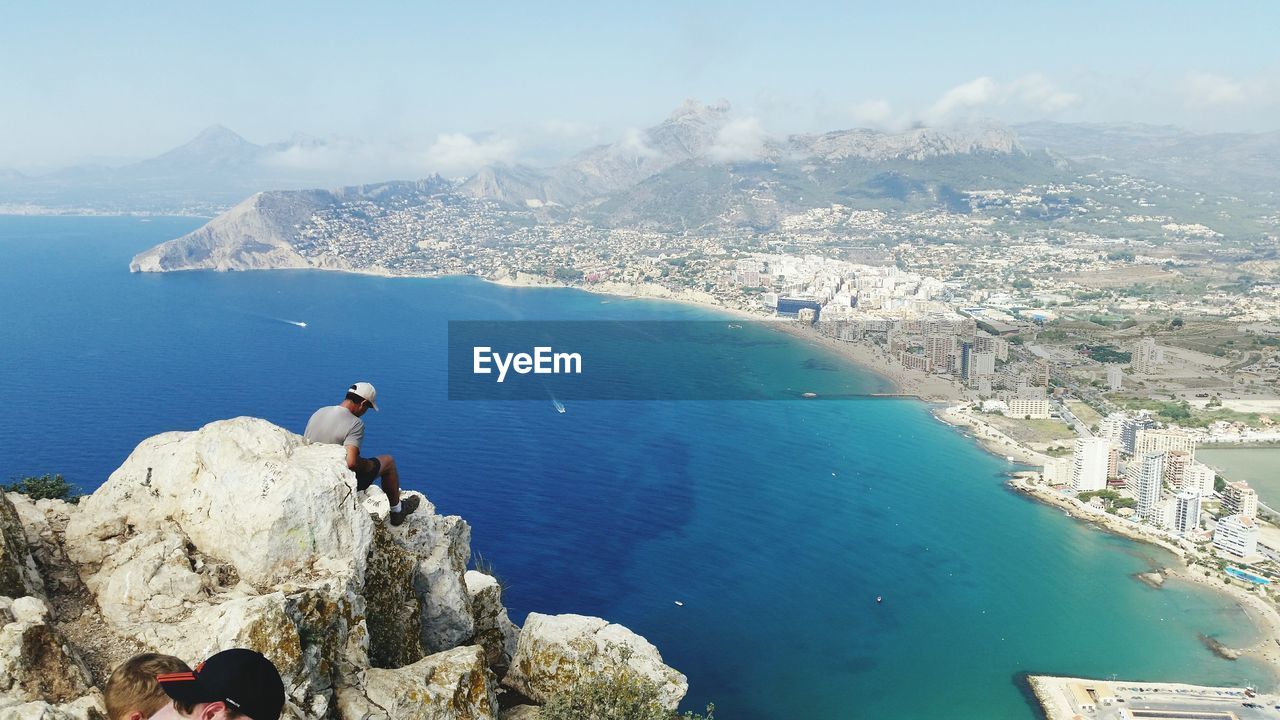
138, 262, 1280, 688
483, 272, 966, 402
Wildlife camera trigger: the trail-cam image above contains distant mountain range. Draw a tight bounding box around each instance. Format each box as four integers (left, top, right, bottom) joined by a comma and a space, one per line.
460, 100, 1027, 213
1014, 121, 1280, 198
0, 126, 380, 213
129, 101, 1280, 273
7, 102, 1280, 218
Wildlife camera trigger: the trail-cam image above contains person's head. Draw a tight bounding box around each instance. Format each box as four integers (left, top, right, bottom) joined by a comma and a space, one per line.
104, 653, 193, 720
342, 382, 378, 416
152, 648, 285, 720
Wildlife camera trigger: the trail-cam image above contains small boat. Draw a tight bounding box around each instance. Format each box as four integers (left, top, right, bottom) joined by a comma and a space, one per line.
728, 323, 742, 329
674, 601, 684, 607
876, 596, 882, 604
552, 398, 566, 414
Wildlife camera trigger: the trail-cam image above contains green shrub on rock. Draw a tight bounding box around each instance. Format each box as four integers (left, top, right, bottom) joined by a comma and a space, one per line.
3, 474, 80, 503
539, 661, 714, 720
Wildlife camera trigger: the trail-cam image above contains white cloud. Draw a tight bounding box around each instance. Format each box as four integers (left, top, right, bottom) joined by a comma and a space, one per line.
425, 133, 517, 175
923, 75, 1079, 125
848, 99, 900, 130
708, 117, 767, 162
1011, 74, 1080, 113
926, 77, 999, 123
615, 128, 663, 159
1183, 71, 1250, 105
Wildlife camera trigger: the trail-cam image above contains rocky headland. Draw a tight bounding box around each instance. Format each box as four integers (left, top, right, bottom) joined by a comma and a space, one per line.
0, 417, 686, 719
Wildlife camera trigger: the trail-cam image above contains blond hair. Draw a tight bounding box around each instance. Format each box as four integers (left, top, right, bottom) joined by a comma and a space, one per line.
105, 653, 191, 720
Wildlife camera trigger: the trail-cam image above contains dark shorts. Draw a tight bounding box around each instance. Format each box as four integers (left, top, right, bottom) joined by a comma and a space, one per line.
356, 457, 382, 491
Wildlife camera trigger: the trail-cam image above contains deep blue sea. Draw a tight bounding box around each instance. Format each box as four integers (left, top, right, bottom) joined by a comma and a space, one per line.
0, 216, 1272, 718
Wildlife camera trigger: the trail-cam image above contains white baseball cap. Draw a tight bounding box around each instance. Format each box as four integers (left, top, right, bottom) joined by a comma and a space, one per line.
348, 382, 379, 410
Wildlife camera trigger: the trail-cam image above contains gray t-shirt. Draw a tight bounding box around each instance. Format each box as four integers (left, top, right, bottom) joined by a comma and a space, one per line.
304, 405, 364, 448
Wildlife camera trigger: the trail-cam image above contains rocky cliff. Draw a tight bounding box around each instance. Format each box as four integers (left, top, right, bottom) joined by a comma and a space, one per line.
0, 418, 686, 719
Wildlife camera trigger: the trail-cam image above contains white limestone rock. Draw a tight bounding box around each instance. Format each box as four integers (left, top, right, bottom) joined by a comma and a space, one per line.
361, 645, 496, 720
65, 417, 374, 590
503, 613, 687, 711
8, 598, 48, 625
84, 528, 207, 626
0, 693, 107, 720
464, 571, 519, 673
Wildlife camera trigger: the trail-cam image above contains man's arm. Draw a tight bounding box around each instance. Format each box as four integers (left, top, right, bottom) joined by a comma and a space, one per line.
346, 445, 365, 473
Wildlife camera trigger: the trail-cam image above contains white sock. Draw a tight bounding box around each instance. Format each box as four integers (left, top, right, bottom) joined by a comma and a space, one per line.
391, 502, 402, 513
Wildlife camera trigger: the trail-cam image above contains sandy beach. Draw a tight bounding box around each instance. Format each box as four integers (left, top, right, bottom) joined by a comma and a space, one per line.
933, 404, 1053, 465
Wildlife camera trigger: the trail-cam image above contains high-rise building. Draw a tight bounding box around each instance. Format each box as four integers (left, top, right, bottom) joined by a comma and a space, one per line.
957, 340, 974, 380
1174, 490, 1201, 536
1223, 481, 1259, 519
1070, 438, 1110, 493
1163, 451, 1192, 491
924, 335, 955, 373
1120, 414, 1156, 456
1136, 428, 1196, 460
1033, 358, 1051, 387
1107, 445, 1120, 481
973, 351, 996, 378
1128, 452, 1166, 522
1098, 412, 1127, 447
1151, 497, 1177, 530
1184, 462, 1216, 497
1106, 365, 1123, 391
1042, 457, 1072, 486
1131, 337, 1163, 375
1214, 514, 1259, 558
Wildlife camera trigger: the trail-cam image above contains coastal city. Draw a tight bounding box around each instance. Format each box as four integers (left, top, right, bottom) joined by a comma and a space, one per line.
279, 184, 1280, 717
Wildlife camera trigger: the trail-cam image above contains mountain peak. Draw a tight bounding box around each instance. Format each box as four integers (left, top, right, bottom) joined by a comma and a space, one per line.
665, 99, 731, 125
187, 124, 255, 150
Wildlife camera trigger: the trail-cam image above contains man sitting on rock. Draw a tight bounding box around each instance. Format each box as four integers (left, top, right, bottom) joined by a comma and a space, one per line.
303, 381, 420, 526
151, 648, 285, 720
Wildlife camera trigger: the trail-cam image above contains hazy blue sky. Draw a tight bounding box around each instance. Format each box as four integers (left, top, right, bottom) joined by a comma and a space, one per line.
3, 1, 1278, 171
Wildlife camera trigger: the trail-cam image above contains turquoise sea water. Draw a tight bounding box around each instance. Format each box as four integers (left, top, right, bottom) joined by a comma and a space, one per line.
0, 216, 1273, 718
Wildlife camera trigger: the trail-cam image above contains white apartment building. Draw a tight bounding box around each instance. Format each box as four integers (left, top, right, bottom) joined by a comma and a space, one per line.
1174, 490, 1201, 536
1151, 497, 1177, 530
1184, 462, 1216, 496
1070, 438, 1110, 493
1131, 337, 1163, 374
1135, 428, 1196, 460
1042, 457, 1072, 486
1214, 514, 1260, 558
1008, 397, 1052, 420
1128, 452, 1166, 522
1098, 412, 1127, 447
1106, 365, 1123, 391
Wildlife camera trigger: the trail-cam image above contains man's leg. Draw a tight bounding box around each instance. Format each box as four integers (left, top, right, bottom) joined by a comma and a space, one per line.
375, 454, 400, 506
376, 454, 420, 526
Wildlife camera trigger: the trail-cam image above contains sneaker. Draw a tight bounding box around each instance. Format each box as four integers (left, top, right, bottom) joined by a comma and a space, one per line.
389, 495, 421, 526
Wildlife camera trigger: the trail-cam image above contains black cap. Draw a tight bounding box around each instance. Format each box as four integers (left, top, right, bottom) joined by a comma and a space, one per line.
156, 649, 285, 720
